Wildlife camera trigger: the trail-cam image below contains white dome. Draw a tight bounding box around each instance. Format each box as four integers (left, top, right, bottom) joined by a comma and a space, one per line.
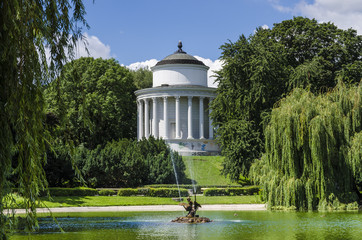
151, 42, 209, 87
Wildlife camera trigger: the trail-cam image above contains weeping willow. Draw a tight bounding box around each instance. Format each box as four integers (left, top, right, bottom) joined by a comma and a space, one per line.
0, 0, 87, 238
250, 81, 361, 210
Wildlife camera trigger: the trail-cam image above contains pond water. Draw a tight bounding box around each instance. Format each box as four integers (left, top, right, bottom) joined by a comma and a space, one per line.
10, 211, 362, 240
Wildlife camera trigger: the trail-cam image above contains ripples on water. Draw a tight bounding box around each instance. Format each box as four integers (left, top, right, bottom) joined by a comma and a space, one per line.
10, 211, 362, 240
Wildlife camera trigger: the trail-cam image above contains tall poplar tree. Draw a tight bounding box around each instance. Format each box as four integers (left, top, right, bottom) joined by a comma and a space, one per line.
0, 0, 88, 237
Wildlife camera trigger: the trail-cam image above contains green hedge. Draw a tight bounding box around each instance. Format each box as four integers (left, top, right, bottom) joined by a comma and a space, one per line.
145, 184, 201, 193
203, 188, 228, 196
117, 187, 188, 197
227, 186, 260, 196
144, 184, 243, 193
137, 188, 150, 196
98, 189, 116, 196
149, 188, 188, 197
117, 188, 139, 196
41, 187, 99, 197
203, 186, 260, 196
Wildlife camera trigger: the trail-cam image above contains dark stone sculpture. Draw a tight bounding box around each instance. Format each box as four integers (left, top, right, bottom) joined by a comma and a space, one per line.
172, 195, 212, 223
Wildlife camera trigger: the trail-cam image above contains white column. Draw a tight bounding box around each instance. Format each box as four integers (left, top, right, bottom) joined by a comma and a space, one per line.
199, 97, 205, 139
138, 100, 144, 140
209, 97, 214, 139
152, 97, 158, 138
163, 96, 168, 139
144, 99, 149, 138
175, 96, 180, 139
187, 96, 193, 139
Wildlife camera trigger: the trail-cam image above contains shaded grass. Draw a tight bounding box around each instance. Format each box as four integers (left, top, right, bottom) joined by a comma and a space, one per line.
182, 156, 236, 185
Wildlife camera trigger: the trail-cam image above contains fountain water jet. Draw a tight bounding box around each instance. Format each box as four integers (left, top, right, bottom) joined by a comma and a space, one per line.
171, 151, 182, 201
171, 156, 211, 223
187, 156, 197, 194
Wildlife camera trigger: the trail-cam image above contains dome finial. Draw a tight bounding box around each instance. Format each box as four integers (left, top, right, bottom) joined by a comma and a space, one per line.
176, 41, 186, 53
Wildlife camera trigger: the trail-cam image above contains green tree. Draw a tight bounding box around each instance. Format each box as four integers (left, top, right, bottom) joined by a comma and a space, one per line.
43, 144, 78, 187
75, 139, 146, 188
72, 137, 185, 188
130, 67, 153, 89
212, 17, 362, 181
0, 0, 87, 237
45, 57, 137, 149
138, 137, 186, 185
250, 82, 361, 210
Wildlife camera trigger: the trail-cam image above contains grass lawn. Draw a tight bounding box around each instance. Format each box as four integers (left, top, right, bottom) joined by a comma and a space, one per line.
182, 156, 236, 185
36, 195, 262, 208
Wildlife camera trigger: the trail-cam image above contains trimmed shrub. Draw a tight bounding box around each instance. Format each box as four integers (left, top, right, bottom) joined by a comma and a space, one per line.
98, 189, 116, 196
137, 188, 150, 196
41, 187, 99, 197
149, 188, 188, 197
200, 185, 241, 189
227, 186, 260, 196
203, 188, 228, 196
226, 188, 245, 196
242, 186, 260, 195
117, 188, 138, 196
204, 186, 260, 196
144, 184, 245, 194
145, 184, 202, 194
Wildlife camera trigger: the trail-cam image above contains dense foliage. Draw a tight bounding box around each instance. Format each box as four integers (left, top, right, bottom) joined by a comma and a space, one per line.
250, 82, 361, 210
212, 17, 362, 181
45, 137, 186, 188
0, 0, 87, 237
45, 57, 137, 149
130, 67, 153, 89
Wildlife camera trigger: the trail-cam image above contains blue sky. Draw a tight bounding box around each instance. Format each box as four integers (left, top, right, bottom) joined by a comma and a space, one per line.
77, 0, 362, 81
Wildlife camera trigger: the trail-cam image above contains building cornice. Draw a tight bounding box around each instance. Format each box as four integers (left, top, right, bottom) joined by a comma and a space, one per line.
135, 85, 217, 99
151, 63, 209, 71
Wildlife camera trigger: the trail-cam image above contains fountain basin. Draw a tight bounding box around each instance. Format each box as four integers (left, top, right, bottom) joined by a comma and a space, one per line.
10, 211, 362, 240
171, 216, 212, 223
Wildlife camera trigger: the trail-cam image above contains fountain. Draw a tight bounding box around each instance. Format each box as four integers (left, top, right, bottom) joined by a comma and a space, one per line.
170, 151, 183, 201
171, 194, 212, 223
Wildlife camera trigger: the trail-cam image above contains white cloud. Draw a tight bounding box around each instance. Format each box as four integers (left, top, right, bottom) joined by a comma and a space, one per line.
254, 24, 270, 34
127, 59, 158, 70
75, 33, 113, 59
271, 0, 362, 33
194, 56, 223, 88
127, 56, 223, 88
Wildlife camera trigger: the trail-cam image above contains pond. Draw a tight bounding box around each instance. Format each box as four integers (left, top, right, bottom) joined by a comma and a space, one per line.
10, 210, 362, 240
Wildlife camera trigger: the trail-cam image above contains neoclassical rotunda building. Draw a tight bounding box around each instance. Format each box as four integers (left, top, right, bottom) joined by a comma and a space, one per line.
135, 42, 220, 155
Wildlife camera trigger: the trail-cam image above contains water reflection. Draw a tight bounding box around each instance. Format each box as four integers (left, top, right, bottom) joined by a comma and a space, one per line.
10, 211, 362, 240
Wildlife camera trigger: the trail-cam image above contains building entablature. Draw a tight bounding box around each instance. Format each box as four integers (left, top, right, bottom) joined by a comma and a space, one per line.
135, 85, 216, 100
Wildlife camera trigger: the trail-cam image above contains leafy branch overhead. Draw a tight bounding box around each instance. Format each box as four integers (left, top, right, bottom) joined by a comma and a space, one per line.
0, 0, 88, 237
